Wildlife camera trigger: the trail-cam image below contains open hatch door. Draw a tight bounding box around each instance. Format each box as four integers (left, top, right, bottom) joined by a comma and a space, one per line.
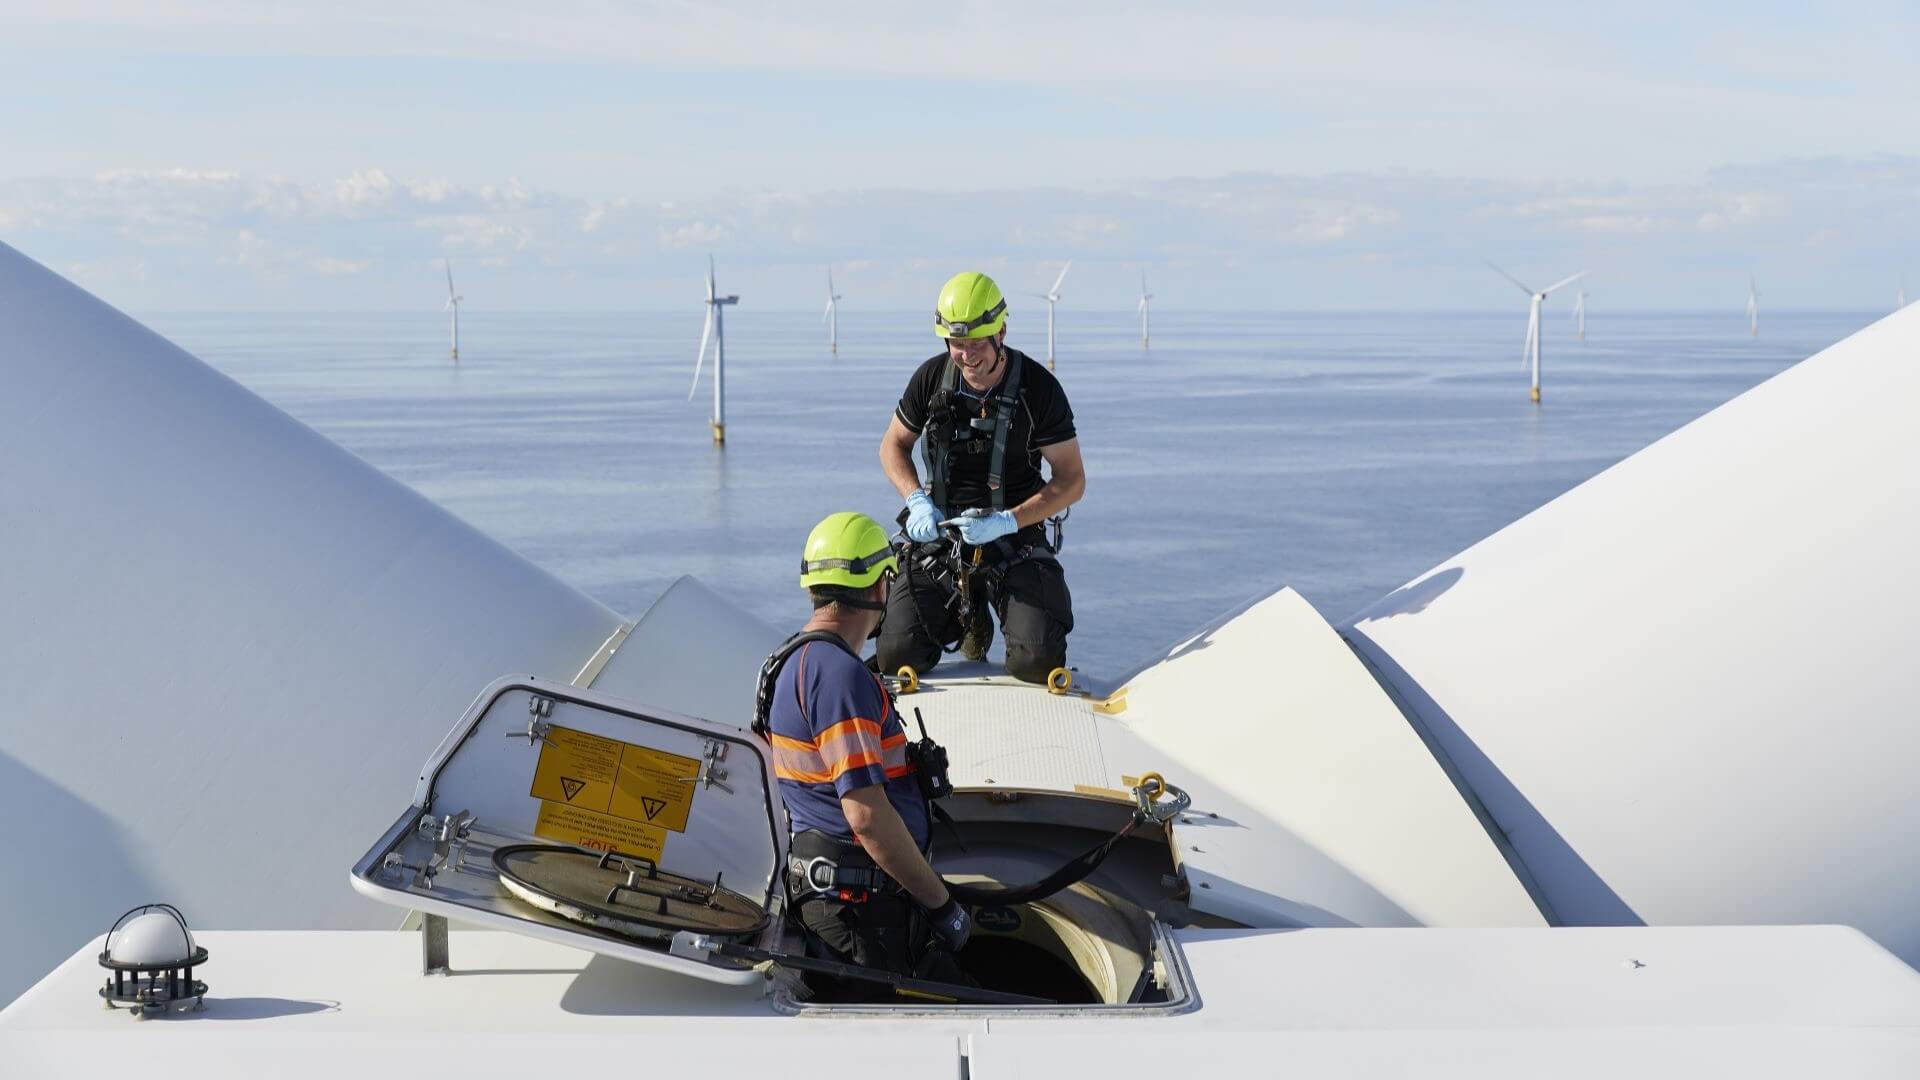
351, 676, 783, 986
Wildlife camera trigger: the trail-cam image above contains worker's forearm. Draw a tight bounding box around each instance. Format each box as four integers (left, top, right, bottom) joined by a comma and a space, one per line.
880, 439, 924, 502
853, 812, 948, 908
1012, 471, 1086, 529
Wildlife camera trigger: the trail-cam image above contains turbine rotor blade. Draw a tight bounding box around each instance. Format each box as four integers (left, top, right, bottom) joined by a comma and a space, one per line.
1485, 260, 1535, 296
1050, 260, 1073, 297
1541, 270, 1588, 295
689, 308, 714, 401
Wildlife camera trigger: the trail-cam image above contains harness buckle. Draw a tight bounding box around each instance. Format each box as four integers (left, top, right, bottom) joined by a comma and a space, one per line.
790, 854, 840, 894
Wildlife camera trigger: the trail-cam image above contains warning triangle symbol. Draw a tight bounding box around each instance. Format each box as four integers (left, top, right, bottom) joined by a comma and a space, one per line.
640, 796, 667, 821
559, 777, 586, 802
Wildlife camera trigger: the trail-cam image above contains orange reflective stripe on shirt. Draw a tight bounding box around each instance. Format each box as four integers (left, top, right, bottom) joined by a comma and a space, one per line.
773, 716, 891, 784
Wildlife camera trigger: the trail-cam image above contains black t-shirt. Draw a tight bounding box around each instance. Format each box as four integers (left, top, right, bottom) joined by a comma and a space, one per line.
894, 348, 1076, 511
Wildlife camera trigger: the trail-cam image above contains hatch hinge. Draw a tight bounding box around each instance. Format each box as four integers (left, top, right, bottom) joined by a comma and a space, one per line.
507, 695, 557, 748
678, 738, 732, 793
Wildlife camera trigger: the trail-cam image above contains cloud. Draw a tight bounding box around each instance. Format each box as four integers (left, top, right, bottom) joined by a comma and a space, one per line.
4, 156, 1918, 310
311, 256, 371, 275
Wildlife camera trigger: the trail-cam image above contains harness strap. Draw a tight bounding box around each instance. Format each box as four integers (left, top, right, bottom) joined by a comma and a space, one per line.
922, 351, 1023, 512
985, 351, 1023, 511
920, 360, 962, 511
787, 853, 899, 896
752, 631, 859, 739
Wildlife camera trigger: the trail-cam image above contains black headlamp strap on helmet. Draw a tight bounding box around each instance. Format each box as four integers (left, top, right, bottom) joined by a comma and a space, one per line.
800, 547, 895, 577
934, 297, 1006, 338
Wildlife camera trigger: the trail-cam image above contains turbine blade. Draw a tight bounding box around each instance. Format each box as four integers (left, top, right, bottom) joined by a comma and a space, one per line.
1050, 260, 1073, 297
707, 256, 717, 302
445, 258, 455, 297
823, 297, 833, 322
689, 308, 713, 401
1485, 260, 1535, 295
1541, 270, 1588, 295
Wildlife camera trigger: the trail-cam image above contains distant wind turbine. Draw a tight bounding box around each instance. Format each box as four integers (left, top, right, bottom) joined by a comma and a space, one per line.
1572, 288, 1587, 342
823, 265, 843, 355
1487, 261, 1586, 404
1747, 279, 1759, 338
1027, 261, 1072, 370
1900, 278, 1908, 312
443, 258, 462, 362
688, 256, 740, 446
1138, 271, 1153, 350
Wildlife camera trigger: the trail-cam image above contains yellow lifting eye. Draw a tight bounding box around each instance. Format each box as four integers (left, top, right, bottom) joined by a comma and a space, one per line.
1046, 667, 1074, 695
1137, 772, 1167, 799
895, 666, 921, 694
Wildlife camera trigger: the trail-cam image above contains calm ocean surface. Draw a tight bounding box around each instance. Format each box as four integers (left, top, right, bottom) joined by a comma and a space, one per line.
140, 308, 1874, 680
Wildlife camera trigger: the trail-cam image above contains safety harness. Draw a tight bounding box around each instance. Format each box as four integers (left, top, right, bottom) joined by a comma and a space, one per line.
921, 350, 1024, 515
751, 630, 854, 740
753, 633, 958, 901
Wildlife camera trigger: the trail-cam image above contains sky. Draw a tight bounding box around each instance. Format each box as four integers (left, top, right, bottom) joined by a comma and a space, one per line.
3, 2, 1919, 312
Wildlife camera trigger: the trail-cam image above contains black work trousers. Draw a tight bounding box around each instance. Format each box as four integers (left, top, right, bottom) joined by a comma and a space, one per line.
795, 893, 972, 999
877, 538, 1074, 685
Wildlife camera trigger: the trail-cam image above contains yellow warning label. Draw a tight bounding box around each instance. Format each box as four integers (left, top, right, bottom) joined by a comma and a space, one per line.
529, 725, 702, 849
534, 802, 665, 861
608, 745, 699, 832
529, 726, 620, 811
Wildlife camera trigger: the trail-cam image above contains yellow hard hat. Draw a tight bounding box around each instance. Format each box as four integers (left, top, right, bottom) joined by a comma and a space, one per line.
934, 271, 1007, 339
799, 512, 897, 590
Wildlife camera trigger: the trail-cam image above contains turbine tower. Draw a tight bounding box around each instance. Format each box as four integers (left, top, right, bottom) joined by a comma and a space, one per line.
688, 256, 739, 446
1748, 279, 1759, 338
1487, 262, 1586, 404
1033, 260, 1072, 371
1138, 271, 1153, 350
443, 258, 462, 362
1572, 288, 1587, 342
823, 265, 842, 355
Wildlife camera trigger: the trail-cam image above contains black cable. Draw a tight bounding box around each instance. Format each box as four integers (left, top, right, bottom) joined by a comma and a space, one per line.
942, 815, 1143, 907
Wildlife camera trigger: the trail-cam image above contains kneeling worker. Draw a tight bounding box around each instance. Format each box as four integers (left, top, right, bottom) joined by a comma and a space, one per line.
756, 511, 971, 982
879, 270, 1086, 683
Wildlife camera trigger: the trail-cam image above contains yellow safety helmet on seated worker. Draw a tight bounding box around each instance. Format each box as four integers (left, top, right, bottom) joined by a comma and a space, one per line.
799, 511, 898, 591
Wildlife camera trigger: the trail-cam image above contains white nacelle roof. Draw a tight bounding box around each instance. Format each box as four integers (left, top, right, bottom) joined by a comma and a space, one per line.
1345, 306, 1920, 963
8, 926, 1920, 1077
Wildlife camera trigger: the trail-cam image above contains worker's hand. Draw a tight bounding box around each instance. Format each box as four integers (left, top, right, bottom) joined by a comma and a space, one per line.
925, 896, 972, 952
904, 490, 942, 543
948, 508, 1018, 546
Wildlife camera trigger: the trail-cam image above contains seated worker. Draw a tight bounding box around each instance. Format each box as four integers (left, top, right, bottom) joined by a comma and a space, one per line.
877, 270, 1087, 684
754, 511, 971, 984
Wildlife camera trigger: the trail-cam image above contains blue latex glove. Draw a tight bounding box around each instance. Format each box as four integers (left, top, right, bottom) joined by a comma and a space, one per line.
948, 508, 1018, 546
904, 490, 942, 543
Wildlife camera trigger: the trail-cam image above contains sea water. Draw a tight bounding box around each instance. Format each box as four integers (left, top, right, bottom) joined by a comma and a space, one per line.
143, 308, 1870, 680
